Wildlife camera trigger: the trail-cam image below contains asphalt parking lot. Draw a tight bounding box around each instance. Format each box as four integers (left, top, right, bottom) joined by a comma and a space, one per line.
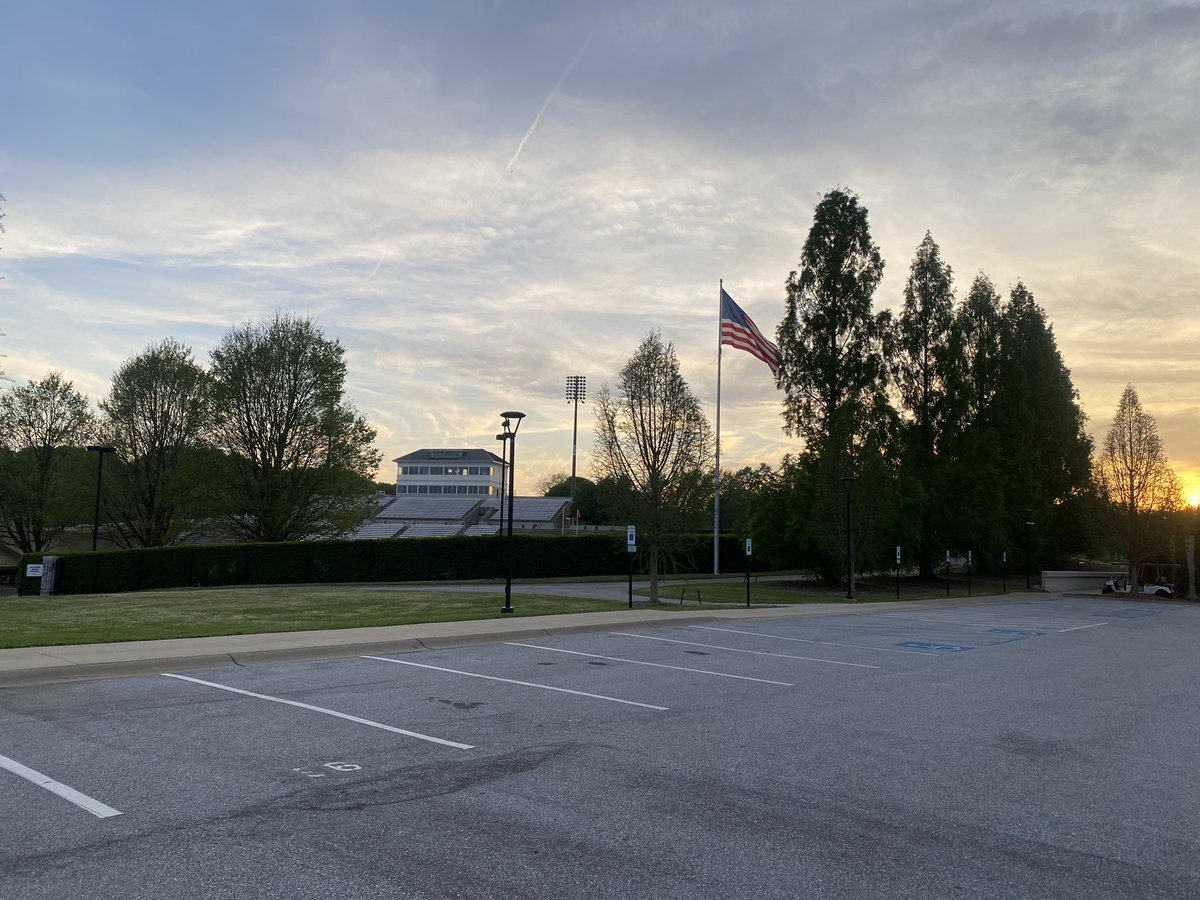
2, 595, 1198, 899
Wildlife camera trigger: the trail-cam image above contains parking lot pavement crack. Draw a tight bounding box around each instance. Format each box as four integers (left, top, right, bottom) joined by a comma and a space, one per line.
285, 743, 576, 813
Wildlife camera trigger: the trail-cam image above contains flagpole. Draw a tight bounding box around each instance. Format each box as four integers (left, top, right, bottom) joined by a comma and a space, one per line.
714, 280, 722, 576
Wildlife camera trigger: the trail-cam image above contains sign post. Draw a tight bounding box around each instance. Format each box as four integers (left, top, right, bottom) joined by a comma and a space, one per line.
1002, 550, 1007, 593
945, 549, 951, 598
745, 538, 752, 607
967, 550, 973, 596
895, 545, 901, 600
626, 525, 636, 609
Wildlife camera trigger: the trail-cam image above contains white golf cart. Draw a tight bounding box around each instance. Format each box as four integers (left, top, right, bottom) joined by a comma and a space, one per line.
1101, 563, 1177, 598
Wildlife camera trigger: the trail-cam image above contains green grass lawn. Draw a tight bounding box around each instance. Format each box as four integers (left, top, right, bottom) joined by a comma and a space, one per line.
0, 574, 1016, 649
0, 586, 614, 649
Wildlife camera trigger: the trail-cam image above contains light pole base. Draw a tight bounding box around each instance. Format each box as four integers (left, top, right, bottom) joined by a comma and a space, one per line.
501, 607, 514, 615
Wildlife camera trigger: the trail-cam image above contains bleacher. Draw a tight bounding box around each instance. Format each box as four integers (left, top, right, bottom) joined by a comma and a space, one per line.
347, 521, 405, 540
396, 523, 466, 538
462, 523, 499, 536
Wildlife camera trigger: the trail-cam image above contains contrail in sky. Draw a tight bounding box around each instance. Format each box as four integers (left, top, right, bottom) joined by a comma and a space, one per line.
368, 251, 385, 279
501, 39, 590, 181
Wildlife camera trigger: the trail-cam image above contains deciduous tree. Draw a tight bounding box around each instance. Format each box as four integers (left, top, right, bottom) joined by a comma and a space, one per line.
592, 331, 713, 602
207, 312, 381, 542
1096, 384, 1183, 591
99, 339, 211, 547
0, 372, 95, 551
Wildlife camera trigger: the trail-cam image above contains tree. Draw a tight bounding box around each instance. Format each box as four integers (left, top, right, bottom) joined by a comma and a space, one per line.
890, 232, 958, 577
991, 282, 1093, 565
1096, 385, 1183, 591
541, 473, 603, 525
207, 312, 381, 542
593, 330, 713, 602
99, 339, 211, 547
0, 372, 95, 551
775, 188, 895, 580
776, 187, 890, 462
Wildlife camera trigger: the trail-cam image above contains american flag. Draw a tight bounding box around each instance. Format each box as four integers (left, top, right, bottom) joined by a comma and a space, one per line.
720, 288, 780, 380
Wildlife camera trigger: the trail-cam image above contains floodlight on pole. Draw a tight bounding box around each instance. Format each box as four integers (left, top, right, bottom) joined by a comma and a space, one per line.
565, 376, 586, 533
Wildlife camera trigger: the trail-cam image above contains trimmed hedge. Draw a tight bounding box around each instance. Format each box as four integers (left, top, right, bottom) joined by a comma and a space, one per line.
17, 534, 752, 596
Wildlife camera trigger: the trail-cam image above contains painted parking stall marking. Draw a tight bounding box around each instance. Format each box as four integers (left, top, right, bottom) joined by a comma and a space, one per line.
610, 632, 881, 669
162, 673, 474, 749
0, 752, 122, 819
363, 655, 670, 709
896, 641, 973, 652
689, 625, 942, 656
505, 642, 794, 686
866, 613, 1108, 633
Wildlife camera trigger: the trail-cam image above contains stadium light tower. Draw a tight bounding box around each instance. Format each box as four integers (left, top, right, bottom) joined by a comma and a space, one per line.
565, 375, 586, 531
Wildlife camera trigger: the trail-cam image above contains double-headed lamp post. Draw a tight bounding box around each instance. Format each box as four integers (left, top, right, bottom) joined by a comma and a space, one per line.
500, 411, 525, 615
840, 475, 856, 602
86, 445, 117, 551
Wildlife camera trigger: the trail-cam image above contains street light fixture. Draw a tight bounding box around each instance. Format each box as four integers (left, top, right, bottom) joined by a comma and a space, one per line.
840, 475, 856, 602
85, 445, 117, 551
500, 411, 526, 615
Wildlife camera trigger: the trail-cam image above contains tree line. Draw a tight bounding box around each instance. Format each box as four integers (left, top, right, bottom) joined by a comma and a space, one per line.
0, 312, 381, 552
573, 188, 1191, 594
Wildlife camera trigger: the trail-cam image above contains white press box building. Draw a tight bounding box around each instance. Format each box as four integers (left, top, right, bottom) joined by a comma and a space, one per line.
348, 449, 570, 540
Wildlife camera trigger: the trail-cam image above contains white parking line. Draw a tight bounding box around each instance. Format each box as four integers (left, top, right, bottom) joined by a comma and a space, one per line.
161, 673, 473, 750
363, 656, 669, 710
864, 614, 1105, 633
689, 625, 941, 656
0, 752, 122, 819
505, 642, 794, 686
610, 633, 881, 669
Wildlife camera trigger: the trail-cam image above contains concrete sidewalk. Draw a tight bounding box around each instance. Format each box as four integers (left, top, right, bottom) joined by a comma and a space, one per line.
0, 590, 1051, 688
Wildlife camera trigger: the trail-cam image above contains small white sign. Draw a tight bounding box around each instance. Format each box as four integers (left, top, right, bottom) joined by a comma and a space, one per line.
968, 550, 973, 564
945, 550, 951, 562
895, 545, 901, 564
745, 538, 752, 557
1003, 551, 1007, 563
626, 525, 636, 552
25, 564, 44, 578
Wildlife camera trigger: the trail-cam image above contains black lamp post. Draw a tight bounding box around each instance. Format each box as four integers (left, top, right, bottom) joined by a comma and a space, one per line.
1024, 509, 1034, 590
840, 475, 856, 602
500, 411, 525, 614
86, 445, 117, 551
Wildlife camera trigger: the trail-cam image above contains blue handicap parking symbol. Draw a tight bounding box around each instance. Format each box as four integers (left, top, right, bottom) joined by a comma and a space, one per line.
897, 641, 972, 652
987, 628, 1043, 637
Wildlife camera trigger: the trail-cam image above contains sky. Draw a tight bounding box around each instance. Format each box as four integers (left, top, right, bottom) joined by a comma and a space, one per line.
3, 0, 1199, 502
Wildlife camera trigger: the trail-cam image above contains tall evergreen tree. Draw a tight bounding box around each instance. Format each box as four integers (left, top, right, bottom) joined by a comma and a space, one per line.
991, 282, 1093, 565
775, 188, 896, 580
891, 232, 957, 577
777, 188, 890, 463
